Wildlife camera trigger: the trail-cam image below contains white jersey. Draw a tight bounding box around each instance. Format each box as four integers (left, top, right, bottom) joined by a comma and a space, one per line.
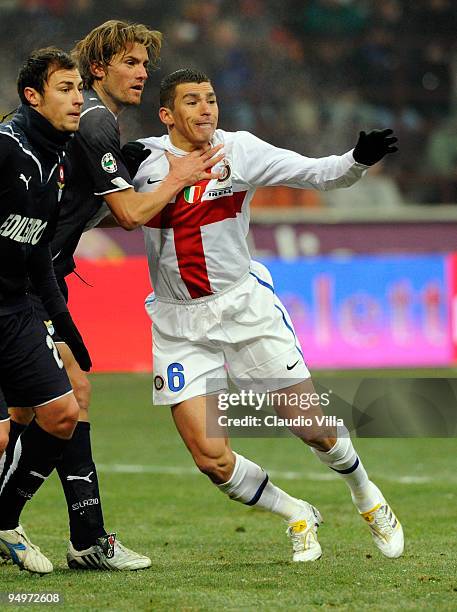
134, 130, 367, 301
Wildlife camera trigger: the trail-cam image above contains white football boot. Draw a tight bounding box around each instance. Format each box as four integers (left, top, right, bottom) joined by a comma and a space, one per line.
286, 501, 323, 562
67, 533, 151, 570
358, 483, 404, 558
0, 525, 53, 574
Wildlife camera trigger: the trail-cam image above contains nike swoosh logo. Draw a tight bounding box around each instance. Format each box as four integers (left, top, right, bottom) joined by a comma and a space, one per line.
147, 178, 162, 184
286, 360, 300, 370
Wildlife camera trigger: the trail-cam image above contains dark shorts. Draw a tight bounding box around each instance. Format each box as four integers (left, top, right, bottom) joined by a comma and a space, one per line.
0, 305, 72, 419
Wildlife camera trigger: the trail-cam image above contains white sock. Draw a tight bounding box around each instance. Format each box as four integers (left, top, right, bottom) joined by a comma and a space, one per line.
311, 427, 379, 512
218, 452, 306, 521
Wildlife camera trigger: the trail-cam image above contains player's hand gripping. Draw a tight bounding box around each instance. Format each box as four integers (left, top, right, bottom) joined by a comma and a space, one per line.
353, 129, 398, 166
52, 312, 92, 372
165, 144, 224, 186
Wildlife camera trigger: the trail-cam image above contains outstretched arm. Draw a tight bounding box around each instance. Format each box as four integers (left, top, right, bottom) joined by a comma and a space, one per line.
233, 129, 398, 191
105, 144, 224, 229
76, 106, 224, 231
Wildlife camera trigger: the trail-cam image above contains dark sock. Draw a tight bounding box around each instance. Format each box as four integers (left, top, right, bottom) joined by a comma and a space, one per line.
56, 421, 106, 550
0, 420, 27, 491
0, 419, 67, 530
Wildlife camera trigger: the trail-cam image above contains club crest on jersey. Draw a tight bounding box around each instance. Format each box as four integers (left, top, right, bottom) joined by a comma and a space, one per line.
101, 152, 117, 174
57, 164, 65, 202
183, 185, 202, 204
217, 160, 231, 183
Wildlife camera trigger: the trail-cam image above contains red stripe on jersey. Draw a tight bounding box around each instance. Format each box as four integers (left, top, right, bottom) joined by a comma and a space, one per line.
173, 220, 212, 297
145, 182, 247, 298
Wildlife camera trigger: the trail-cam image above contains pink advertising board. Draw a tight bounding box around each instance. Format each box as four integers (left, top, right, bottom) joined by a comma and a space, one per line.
67, 255, 453, 372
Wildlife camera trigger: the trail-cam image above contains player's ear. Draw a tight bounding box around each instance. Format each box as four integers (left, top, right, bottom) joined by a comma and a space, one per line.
90, 61, 106, 80
23, 87, 41, 108
159, 106, 174, 127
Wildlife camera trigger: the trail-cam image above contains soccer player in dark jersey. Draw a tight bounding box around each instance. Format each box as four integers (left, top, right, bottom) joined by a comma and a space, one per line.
0, 47, 90, 574
3, 20, 223, 571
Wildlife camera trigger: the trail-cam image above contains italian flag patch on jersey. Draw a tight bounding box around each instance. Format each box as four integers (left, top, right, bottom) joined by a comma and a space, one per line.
184, 185, 202, 204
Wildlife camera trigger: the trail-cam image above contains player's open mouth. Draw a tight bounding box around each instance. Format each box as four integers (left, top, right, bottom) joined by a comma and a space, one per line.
131, 85, 143, 91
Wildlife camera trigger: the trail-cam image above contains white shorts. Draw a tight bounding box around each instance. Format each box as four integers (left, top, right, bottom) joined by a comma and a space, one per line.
146, 261, 310, 405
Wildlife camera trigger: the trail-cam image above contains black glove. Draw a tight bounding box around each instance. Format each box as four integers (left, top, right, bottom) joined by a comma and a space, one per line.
121, 141, 151, 178
52, 312, 92, 372
353, 129, 398, 166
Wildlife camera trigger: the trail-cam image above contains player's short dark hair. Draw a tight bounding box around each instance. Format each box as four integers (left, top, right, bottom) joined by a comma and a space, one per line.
17, 47, 76, 105
160, 69, 211, 109
73, 20, 162, 89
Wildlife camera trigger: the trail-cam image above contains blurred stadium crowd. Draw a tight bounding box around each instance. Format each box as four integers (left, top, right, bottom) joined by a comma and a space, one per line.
0, 0, 456, 205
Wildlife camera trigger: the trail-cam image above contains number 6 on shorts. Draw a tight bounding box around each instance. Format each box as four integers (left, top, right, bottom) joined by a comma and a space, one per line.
167, 362, 185, 392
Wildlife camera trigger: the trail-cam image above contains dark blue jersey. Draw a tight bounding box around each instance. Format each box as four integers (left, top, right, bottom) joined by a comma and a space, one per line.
0, 105, 71, 314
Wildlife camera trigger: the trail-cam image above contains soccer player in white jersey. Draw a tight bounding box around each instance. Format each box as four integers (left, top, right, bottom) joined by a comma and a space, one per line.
128, 69, 403, 562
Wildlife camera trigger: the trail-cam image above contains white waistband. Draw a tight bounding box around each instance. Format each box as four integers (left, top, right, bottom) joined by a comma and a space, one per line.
154, 272, 251, 305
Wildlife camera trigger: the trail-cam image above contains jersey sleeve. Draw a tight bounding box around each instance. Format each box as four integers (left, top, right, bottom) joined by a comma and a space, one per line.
78, 107, 133, 196
232, 131, 368, 191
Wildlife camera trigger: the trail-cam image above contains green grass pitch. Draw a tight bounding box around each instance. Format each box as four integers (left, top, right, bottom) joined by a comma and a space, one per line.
1, 373, 456, 611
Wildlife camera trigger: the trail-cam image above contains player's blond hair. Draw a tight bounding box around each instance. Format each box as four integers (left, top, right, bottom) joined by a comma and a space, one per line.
73, 20, 162, 88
